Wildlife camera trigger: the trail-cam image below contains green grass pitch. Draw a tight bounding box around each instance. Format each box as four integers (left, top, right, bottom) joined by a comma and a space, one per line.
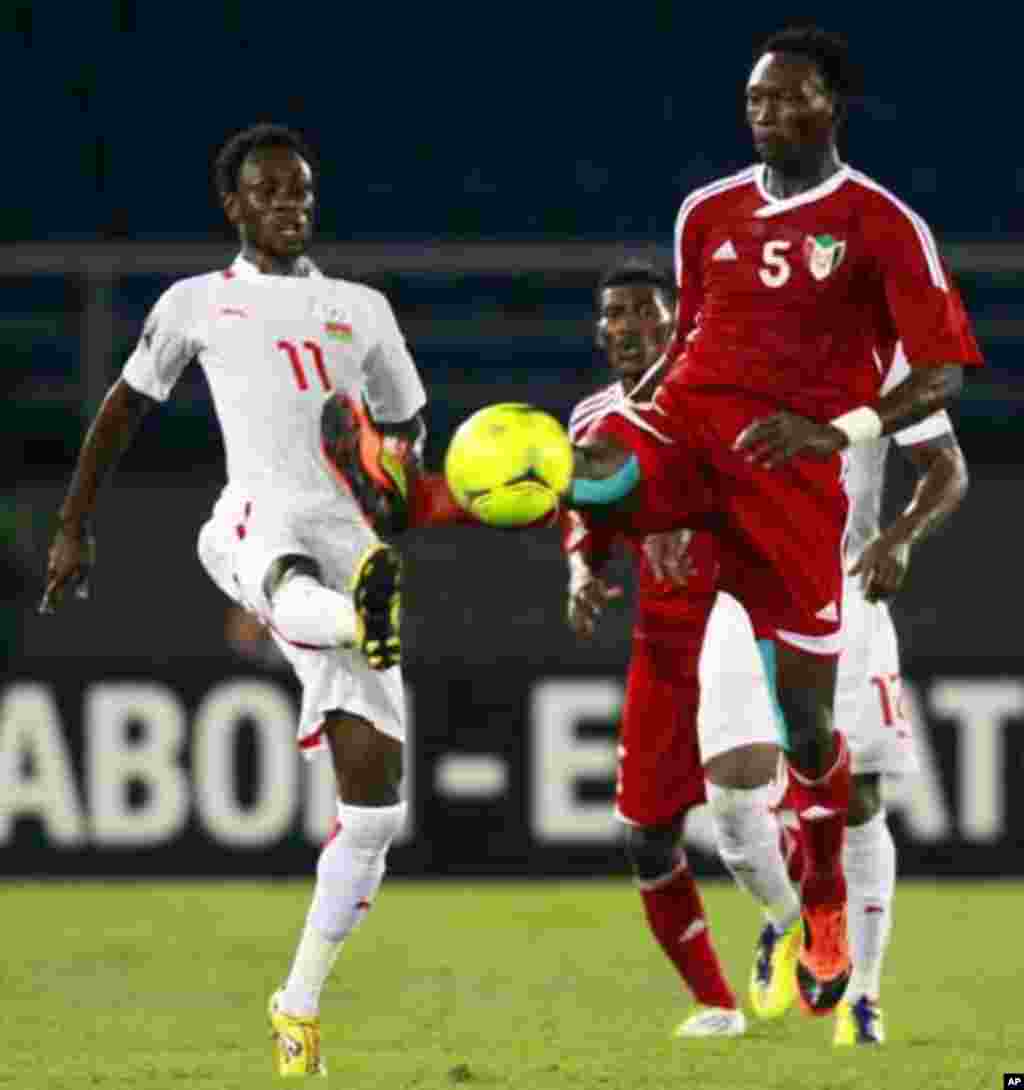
5, 879, 1022, 1088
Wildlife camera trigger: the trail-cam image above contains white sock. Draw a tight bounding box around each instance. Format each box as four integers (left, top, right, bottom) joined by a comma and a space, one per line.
843, 808, 895, 1001
279, 801, 406, 1016
707, 782, 801, 933
270, 573, 357, 648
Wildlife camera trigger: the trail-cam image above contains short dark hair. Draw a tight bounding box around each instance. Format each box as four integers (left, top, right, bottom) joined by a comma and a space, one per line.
758, 26, 860, 100
214, 123, 316, 197
596, 259, 675, 308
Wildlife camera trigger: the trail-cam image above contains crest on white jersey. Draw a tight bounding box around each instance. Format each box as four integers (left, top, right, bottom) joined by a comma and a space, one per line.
803, 234, 847, 281
312, 299, 354, 343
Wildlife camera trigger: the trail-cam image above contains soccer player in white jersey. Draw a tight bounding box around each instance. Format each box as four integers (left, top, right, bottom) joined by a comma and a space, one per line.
694, 345, 968, 1044
40, 124, 428, 1077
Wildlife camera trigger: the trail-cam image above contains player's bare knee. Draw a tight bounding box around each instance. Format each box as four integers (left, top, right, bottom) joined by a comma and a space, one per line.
847, 773, 882, 826
705, 743, 779, 790
775, 646, 836, 758
777, 684, 834, 776
262, 553, 321, 605
624, 822, 682, 883
325, 711, 403, 806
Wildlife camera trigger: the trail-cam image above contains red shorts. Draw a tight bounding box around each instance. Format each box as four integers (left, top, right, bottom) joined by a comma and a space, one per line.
616, 596, 712, 828
598, 385, 847, 655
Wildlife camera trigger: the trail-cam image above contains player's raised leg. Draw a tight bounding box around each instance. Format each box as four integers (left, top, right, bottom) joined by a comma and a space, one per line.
272, 713, 405, 1076
322, 389, 489, 534
261, 548, 402, 671
196, 487, 402, 673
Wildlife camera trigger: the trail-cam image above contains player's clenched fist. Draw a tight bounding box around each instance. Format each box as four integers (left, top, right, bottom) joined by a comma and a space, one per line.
40, 523, 95, 613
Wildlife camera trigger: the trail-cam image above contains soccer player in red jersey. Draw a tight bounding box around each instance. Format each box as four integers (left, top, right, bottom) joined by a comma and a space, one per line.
565, 26, 983, 1009
566, 261, 744, 1037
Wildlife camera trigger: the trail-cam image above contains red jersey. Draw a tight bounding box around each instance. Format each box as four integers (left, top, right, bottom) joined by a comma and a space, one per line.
565, 382, 717, 640
667, 164, 983, 421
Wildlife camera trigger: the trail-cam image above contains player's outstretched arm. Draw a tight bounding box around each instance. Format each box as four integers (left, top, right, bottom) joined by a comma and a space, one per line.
40, 379, 156, 613
849, 432, 968, 602
565, 435, 642, 514
561, 508, 621, 640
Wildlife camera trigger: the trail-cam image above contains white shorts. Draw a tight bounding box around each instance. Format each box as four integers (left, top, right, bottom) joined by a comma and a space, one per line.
197, 484, 406, 754
836, 581, 917, 777
696, 586, 917, 779
697, 592, 782, 765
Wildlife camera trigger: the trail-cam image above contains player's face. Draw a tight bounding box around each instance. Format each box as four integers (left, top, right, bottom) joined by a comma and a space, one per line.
598, 284, 674, 383
225, 147, 314, 260
746, 52, 836, 169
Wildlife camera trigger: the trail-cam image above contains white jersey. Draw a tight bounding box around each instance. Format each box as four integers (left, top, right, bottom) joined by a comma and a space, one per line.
122, 254, 426, 515
844, 348, 953, 559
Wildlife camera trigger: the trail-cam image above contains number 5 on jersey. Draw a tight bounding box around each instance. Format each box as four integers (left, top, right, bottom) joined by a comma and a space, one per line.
278, 339, 331, 391
759, 240, 792, 288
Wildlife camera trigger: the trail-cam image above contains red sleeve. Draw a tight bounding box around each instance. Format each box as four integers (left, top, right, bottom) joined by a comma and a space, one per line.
663, 194, 706, 362
408, 472, 478, 527
409, 472, 559, 531
868, 198, 983, 368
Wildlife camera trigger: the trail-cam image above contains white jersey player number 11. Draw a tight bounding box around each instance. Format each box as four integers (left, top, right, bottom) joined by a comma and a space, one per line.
276, 339, 332, 392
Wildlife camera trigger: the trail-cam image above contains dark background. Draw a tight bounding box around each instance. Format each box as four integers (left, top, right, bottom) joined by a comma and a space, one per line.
2, 4, 1021, 874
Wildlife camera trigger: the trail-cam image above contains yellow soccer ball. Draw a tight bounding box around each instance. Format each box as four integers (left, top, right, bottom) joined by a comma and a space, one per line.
444, 403, 574, 528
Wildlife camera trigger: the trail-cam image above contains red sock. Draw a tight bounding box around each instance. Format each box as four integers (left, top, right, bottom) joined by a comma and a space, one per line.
640, 865, 736, 1009
786, 731, 851, 907
408, 473, 477, 527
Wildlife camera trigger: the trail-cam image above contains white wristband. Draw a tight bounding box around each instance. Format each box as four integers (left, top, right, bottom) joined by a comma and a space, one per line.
829, 406, 883, 445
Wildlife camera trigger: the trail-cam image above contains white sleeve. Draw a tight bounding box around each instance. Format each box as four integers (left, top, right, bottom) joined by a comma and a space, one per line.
893, 409, 954, 447
361, 289, 427, 425
122, 282, 198, 402
881, 342, 955, 447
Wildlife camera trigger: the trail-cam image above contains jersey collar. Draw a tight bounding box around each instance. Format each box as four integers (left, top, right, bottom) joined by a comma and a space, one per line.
753, 162, 850, 218
230, 253, 323, 279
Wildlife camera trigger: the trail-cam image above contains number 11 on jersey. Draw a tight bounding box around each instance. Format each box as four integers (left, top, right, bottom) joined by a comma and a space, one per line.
277, 339, 331, 391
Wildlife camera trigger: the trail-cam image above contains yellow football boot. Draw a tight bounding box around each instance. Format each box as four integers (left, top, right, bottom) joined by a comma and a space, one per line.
834, 995, 885, 1045
749, 920, 801, 1018
350, 542, 402, 670
268, 991, 327, 1077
